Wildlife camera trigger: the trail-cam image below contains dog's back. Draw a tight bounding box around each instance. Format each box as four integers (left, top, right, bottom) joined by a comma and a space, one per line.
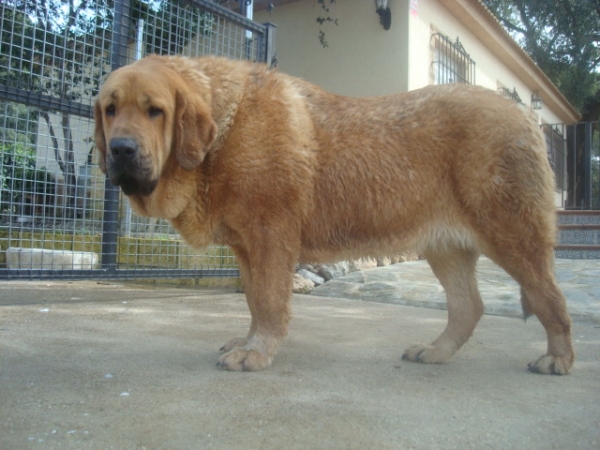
297, 83, 555, 264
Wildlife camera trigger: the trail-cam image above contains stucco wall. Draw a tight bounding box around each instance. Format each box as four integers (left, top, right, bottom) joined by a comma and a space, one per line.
410, 0, 565, 124
256, 0, 570, 124
255, 0, 409, 97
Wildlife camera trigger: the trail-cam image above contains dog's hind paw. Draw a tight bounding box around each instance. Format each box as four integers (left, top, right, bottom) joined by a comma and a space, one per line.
528, 354, 572, 375
217, 349, 272, 372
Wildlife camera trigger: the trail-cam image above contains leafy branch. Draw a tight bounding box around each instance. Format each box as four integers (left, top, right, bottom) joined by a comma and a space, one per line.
315, 0, 338, 48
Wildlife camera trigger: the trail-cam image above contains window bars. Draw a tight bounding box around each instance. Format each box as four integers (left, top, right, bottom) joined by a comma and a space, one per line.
431, 33, 475, 85
497, 86, 523, 104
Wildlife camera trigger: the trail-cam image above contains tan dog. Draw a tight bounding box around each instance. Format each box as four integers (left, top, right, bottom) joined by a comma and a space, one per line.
95, 55, 573, 374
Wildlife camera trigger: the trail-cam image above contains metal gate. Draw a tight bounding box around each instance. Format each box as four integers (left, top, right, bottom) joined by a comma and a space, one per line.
0, 0, 275, 280
542, 121, 600, 210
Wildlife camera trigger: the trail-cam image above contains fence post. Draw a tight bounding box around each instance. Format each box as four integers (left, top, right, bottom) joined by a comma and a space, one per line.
263, 22, 277, 67
101, 0, 132, 272
583, 121, 593, 210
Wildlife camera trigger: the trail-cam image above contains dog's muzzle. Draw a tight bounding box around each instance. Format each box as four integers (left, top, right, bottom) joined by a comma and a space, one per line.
107, 137, 157, 196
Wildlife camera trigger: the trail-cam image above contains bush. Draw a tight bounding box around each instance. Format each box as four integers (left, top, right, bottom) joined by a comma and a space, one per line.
1, 142, 55, 216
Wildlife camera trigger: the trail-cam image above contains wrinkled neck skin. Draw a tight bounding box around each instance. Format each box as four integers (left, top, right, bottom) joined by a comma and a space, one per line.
126, 57, 250, 249
126, 158, 216, 249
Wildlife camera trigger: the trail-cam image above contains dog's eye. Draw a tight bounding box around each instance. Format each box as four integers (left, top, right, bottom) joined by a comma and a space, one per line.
105, 104, 116, 116
148, 107, 163, 118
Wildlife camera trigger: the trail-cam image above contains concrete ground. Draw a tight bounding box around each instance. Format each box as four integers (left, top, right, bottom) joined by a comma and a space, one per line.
1, 279, 599, 450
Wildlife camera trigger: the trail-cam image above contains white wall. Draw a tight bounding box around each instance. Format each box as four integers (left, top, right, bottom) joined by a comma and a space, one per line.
255, 0, 409, 97
257, 0, 570, 124
406, 0, 565, 124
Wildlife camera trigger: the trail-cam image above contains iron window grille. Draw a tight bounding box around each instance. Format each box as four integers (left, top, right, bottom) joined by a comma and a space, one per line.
497, 86, 524, 104
431, 33, 475, 85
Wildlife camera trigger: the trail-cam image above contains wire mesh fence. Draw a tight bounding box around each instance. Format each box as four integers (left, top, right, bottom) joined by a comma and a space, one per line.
0, 0, 275, 279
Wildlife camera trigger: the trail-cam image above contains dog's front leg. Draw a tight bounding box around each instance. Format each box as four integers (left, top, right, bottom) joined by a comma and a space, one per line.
217, 241, 296, 371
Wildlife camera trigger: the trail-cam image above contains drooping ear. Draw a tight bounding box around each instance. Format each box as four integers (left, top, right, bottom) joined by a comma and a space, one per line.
93, 99, 107, 173
174, 90, 218, 170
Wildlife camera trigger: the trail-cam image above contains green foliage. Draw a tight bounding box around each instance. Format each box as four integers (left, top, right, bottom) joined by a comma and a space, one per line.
0, 101, 38, 210
0, 123, 55, 214
0, 6, 37, 91
482, 0, 600, 113
1, 142, 35, 188
315, 0, 338, 48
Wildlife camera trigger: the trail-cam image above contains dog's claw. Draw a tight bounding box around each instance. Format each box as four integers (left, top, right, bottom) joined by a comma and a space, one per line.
401, 344, 453, 364
528, 355, 570, 375
401, 349, 425, 362
217, 348, 272, 372
219, 337, 249, 353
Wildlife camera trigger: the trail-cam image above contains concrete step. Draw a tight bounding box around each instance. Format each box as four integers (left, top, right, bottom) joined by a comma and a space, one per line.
556, 211, 600, 259
558, 224, 600, 245
557, 210, 600, 225
555, 244, 600, 259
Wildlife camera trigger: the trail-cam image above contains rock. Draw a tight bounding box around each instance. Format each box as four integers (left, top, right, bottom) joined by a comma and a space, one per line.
297, 269, 325, 286
297, 263, 317, 273
376, 257, 391, 267
348, 260, 363, 272
293, 254, 421, 293
292, 274, 315, 294
317, 262, 351, 281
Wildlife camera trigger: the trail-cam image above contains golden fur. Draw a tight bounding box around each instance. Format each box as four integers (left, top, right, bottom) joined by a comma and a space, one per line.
95, 55, 573, 374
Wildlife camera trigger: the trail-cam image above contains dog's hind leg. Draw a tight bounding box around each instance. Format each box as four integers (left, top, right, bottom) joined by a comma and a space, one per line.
402, 248, 483, 364
490, 247, 573, 375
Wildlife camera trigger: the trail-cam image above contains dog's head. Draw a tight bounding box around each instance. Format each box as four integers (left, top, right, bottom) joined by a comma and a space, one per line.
94, 56, 217, 196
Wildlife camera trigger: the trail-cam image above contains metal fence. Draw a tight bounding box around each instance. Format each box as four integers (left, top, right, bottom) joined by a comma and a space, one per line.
0, 0, 275, 280
542, 121, 600, 210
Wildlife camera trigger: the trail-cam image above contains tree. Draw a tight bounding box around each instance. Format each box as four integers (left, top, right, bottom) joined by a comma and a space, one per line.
482, 0, 600, 115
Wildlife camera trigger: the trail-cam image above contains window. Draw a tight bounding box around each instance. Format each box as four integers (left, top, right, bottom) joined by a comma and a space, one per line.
431, 32, 475, 85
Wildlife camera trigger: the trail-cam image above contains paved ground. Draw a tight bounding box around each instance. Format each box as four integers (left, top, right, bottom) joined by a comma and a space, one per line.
312, 258, 600, 323
1, 259, 599, 450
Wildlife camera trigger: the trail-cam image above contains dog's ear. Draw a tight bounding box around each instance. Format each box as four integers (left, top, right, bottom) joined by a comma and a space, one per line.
174, 90, 218, 171
93, 99, 107, 174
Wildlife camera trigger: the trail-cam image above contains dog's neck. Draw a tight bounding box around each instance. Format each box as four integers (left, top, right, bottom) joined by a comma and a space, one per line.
127, 161, 199, 218
126, 164, 216, 249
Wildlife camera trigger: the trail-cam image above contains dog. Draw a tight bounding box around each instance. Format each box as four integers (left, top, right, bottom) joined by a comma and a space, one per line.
94, 55, 573, 374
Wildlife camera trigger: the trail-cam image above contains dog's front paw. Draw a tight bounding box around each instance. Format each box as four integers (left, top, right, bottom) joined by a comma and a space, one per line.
401, 344, 453, 364
217, 348, 273, 371
219, 337, 249, 353
528, 354, 572, 375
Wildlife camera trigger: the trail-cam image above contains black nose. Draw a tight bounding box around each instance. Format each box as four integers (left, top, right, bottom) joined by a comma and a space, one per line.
109, 137, 138, 161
